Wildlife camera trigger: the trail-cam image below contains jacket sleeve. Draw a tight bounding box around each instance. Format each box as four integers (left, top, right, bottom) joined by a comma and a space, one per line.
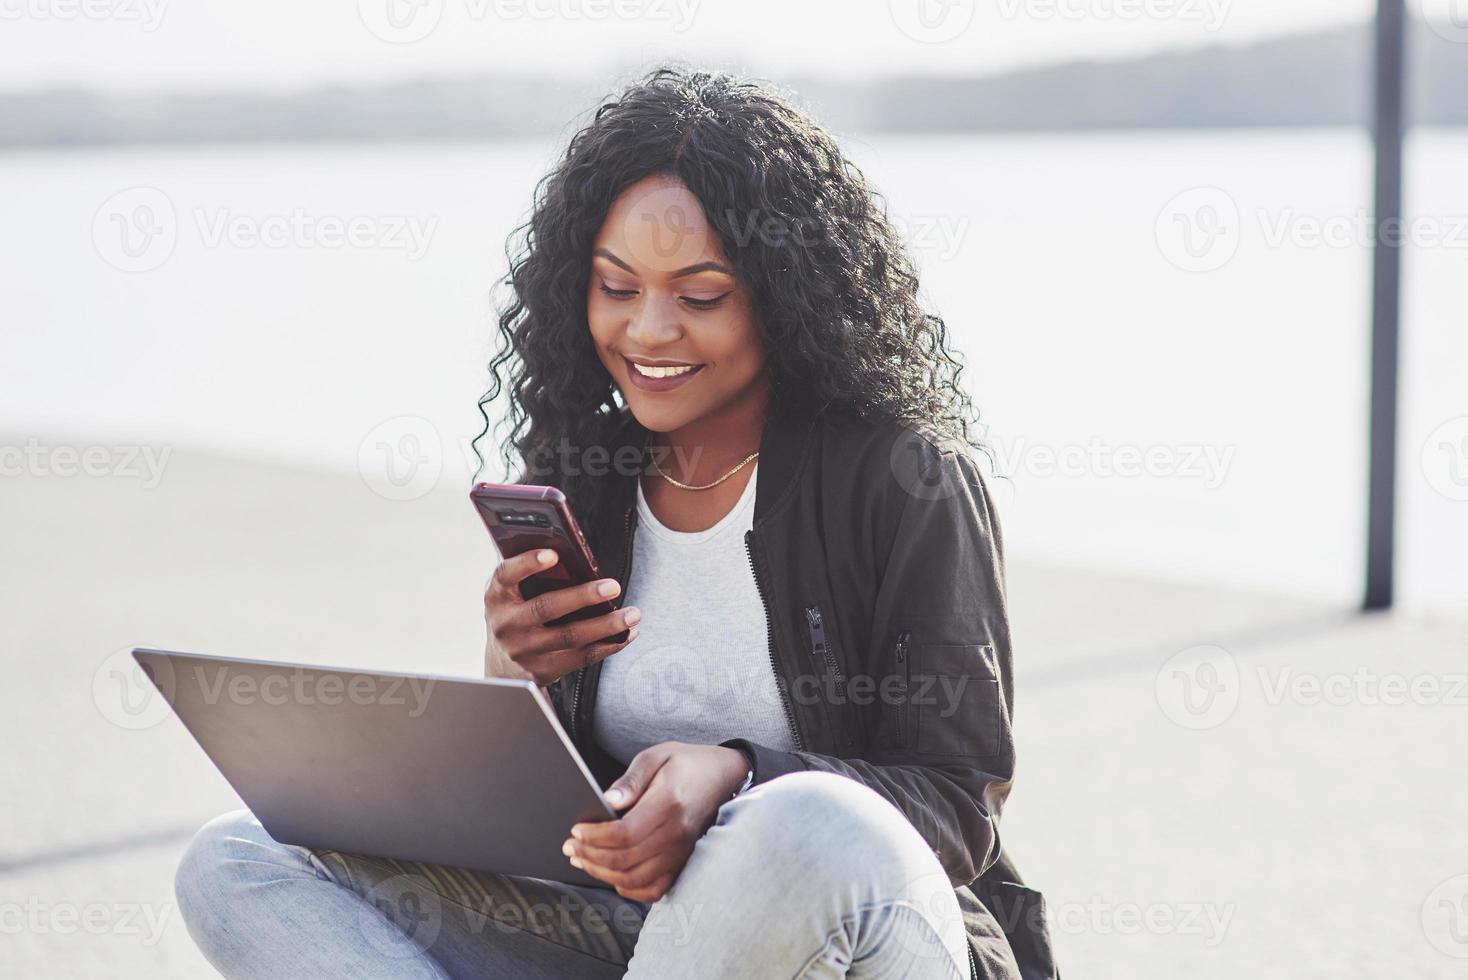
723, 436, 1014, 887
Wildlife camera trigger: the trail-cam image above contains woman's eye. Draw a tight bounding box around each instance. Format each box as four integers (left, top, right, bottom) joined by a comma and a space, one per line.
599, 282, 638, 299
680, 291, 732, 310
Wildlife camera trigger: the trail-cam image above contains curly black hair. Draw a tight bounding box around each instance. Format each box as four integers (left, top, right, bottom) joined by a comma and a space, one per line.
476, 65, 982, 530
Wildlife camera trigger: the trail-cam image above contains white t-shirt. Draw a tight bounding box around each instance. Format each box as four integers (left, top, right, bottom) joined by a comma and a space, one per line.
591, 466, 798, 765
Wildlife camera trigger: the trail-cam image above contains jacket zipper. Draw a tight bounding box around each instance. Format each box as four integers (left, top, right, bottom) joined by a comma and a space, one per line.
804, 605, 846, 702
568, 506, 634, 746
746, 531, 805, 751
894, 629, 912, 748
807, 604, 858, 752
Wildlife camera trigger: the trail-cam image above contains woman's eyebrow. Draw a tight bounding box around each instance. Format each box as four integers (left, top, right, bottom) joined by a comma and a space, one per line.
592, 248, 635, 273
592, 248, 731, 280
668, 260, 733, 279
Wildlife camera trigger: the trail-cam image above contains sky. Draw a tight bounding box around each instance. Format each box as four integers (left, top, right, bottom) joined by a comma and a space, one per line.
0, 0, 1384, 93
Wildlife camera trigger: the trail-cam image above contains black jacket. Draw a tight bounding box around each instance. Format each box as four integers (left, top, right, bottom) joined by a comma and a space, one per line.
546, 399, 1058, 979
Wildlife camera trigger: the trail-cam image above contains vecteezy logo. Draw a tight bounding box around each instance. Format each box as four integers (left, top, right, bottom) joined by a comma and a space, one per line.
889, 0, 976, 43
888, 428, 960, 501
1418, 0, 1468, 44
617, 180, 707, 275
357, 874, 443, 959
1155, 187, 1241, 273
1155, 644, 1239, 730
617, 645, 710, 728
92, 187, 178, 273
1422, 416, 1468, 502
891, 869, 970, 964
1423, 874, 1468, 958
358, 416, 443, 501
93, 647, 175, 731
357, 0, 443, 43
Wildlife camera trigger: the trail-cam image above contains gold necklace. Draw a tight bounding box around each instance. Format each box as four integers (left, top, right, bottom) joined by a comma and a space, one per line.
649, 449, 759, 491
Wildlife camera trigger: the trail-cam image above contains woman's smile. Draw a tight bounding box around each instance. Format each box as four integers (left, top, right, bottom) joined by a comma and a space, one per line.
621, 354, 706, 392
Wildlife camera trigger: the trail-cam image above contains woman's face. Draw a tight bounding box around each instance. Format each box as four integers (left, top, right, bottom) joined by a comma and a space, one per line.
587, 174, 768, 435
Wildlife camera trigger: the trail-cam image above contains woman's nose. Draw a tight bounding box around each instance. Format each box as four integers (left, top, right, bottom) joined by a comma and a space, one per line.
623, 295, 683, 348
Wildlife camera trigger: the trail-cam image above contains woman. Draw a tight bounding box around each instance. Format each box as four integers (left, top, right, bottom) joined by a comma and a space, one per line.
175, 68, 1055, 979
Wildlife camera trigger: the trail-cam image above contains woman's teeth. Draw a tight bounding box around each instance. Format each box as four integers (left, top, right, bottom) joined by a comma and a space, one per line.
631, 362, 697, 379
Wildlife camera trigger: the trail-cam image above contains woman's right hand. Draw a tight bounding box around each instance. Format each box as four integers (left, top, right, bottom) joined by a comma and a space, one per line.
483, 549, 640, 685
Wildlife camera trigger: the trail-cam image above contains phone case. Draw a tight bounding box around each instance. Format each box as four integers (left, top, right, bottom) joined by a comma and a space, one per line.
470, 483, 628, 642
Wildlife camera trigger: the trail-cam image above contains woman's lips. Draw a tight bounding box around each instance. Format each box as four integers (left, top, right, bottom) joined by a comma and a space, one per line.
622, 356, 705, 393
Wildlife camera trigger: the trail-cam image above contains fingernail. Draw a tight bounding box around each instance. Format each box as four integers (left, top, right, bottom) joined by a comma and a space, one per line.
537, 550, 556, 565
571, 826, 585, 840
625, 626, 640, 643
597, 580, 620, 598
561, 840, 576, 857
569, 856, 584, 869
622, 607, 641, 627
605, 787, 626, 806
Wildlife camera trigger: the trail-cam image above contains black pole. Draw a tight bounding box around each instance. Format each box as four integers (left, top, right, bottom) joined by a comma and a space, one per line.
1365, 0, 1406, 611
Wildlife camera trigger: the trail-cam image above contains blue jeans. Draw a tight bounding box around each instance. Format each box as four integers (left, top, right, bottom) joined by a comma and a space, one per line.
175, 772, 975, 978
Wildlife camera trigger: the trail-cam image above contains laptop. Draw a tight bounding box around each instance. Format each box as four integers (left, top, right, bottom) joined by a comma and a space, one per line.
133, 648, 614, 887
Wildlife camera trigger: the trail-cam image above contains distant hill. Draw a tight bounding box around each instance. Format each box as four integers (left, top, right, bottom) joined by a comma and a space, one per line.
2, 21, 1466, 148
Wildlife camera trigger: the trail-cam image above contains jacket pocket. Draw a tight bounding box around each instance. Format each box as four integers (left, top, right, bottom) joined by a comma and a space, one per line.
912, 643, 1010, 759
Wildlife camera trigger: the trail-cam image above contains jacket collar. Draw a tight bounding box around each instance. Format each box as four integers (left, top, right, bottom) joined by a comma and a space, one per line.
752, 395, 819, 524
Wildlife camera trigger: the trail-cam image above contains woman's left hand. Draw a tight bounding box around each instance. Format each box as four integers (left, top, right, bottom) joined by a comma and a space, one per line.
563, 742, 750, 902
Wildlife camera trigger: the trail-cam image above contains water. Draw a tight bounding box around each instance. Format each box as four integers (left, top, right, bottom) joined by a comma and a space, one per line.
1, 131, 1464, 613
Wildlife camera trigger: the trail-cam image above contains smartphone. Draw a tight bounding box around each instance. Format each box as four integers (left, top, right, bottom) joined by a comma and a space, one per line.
470, 483, 628, 643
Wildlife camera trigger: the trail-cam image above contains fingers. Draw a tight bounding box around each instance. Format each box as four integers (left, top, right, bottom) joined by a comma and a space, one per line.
572, 796, 662, 851
512, 577, 624, 630
577, 631, 641, 670
576, 849, 681, 900
489, 549, 558, 600
516, 606, 642, 661
489, 554, 625, 632
564, 813, 681, 873
570, 838, 677, 900
602, 743, 672, 811
523, 627, 639, 686
564, 745, 695, 901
